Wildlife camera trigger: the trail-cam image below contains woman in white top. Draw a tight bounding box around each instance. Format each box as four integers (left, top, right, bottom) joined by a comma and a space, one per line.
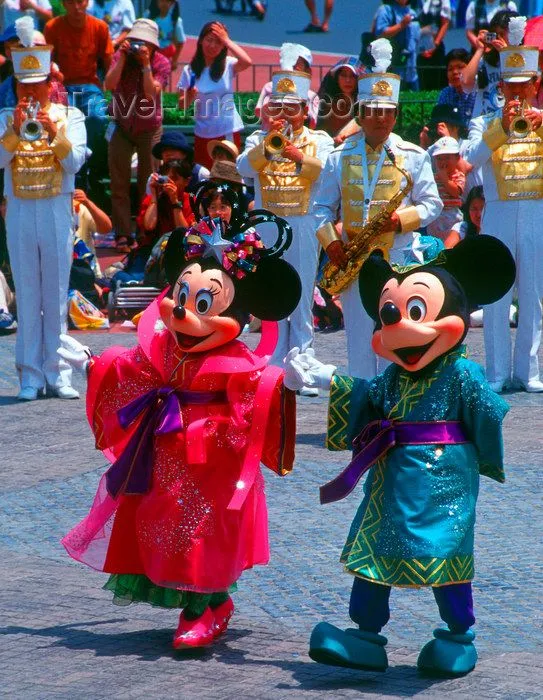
178, 21, 252, 169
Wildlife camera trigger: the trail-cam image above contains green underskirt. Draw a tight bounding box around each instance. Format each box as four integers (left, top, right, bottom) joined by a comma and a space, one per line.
104, 574, 236, 613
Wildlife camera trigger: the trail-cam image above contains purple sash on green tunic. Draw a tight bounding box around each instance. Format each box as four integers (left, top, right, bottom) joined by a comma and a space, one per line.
320, 420, 469, 504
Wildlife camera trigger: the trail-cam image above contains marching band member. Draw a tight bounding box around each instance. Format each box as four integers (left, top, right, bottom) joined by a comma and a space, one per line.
0, 18, 86, 400
314, 38, 442, 380
464, 16, 543, 393
237, 69, 334, 386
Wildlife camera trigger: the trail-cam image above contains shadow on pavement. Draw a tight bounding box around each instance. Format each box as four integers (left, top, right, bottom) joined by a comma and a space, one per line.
0, 620, 451, 693
295, 432, 327, 446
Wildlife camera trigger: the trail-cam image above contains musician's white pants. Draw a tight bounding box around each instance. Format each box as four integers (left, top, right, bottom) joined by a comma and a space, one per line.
6, 194, 74, 390
341, 232, 412, 380
481, 201, 543, 385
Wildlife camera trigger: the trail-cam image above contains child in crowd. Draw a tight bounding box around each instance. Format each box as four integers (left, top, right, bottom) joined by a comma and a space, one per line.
437, 48, 476, 127
461, 8, 518, 117
207, 138, 239, 166
145, 0, 186, 71
138, 159, 196, 240
427, 136, 465, 247
452, 185, 484, 241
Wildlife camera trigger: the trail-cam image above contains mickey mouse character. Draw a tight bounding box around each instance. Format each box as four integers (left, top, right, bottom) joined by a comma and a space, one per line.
59, 211, 301, 650
285, 235, 515, 676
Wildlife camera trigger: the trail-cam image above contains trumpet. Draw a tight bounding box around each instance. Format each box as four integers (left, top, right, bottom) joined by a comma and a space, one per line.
509, 98, 532, 139
264, 122, 293, 156
20, 98, 44, 142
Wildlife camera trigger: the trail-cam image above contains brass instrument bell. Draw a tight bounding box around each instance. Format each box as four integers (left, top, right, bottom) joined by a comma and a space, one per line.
20, 98, 44, 142
264, 123, 293, 156
510, 98, 532, 139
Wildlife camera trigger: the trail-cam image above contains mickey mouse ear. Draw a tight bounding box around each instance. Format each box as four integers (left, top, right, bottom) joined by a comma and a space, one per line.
441, 235, 516, 306
163, 226, 189, 287
237, 209, 293, 259
358, 251, 395, 321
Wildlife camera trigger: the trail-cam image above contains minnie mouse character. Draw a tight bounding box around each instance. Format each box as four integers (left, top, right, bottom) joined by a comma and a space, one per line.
285, 235, 516, 676
59, 210, 301, 650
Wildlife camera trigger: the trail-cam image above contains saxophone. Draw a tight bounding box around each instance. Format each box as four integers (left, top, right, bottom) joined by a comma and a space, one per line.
320, 146, 413, 295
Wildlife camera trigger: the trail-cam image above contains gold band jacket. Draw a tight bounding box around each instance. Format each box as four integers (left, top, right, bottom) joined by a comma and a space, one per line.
0, 105, 71, 200
484, 116, 543, 201
247, 126, 323, 216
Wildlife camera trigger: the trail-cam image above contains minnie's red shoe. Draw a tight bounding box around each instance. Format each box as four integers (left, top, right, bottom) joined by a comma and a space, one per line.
172, 607, 215, 649
211, 596, 235, 638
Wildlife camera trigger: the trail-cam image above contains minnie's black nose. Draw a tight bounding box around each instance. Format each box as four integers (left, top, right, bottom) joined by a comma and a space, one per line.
380, 302, 402, 326
173, 305, 186, 320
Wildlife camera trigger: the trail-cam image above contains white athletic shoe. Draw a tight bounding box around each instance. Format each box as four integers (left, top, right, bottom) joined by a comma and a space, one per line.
52, 386, 80, 399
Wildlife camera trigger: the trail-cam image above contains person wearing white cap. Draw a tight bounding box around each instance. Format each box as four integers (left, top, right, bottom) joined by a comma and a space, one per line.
0, 17, 86, 400
237, 69, 334, 389
314, 38, 442, 380
427, 136, 466, 246
255, 43, 319, 130
464, 16, 543, 393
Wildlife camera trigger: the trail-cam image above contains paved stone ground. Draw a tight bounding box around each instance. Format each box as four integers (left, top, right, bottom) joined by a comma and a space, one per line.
0, 327, 542, 699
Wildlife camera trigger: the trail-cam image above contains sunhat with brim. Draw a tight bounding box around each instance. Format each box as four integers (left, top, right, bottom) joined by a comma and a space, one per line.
209, 160, 243, 185
152, 131, 193, 160
432, 136, 460, 156
207, 139, 239, 160
126, 18, 160, 49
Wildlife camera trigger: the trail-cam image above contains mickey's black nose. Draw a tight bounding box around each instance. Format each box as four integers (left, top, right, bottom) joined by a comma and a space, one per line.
173, 305, 186, 320
380, 302, 402, 326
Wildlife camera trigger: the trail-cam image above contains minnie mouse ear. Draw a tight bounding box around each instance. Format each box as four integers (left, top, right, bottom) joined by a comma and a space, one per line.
163, 227, 189, 287
235, 258, 301, 320
442, 235, 516, 307
358, 251, 395, 321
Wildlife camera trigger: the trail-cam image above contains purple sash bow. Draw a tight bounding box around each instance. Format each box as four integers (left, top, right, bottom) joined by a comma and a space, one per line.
320, 420, 469, 505
105, 386, 227, 498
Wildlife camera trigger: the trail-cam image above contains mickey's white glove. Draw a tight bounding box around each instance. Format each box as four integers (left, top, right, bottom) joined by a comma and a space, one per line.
57, 334, 92, 373
283, 347, 336, 391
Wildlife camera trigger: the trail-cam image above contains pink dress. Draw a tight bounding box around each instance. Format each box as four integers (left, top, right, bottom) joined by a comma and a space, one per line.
63, 309, 295, 595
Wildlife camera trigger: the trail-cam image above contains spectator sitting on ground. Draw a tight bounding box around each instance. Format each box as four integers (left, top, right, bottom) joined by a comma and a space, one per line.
427, 136, 465, 248
207, 137, 239, 165
177, 21, 252, 169
317, 56, 363, 140
144, 0, 186, 72
461, 8, 518, 117
437, 48, 476, 128
0, 21, 67, 108
420, 104, 475, 195
208, 159, 253, 212
104, 18, 170, 253
0, 269, 16, 334
138, 159, 196, 242
451, 184, 484, 240
151, 131, 210, 193
88, 0, 136, 50
72, 188, 112, 275
255, 43, 319, 130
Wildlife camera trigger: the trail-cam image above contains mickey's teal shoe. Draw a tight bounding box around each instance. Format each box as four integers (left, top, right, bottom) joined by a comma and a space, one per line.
309, 622, 388, 671
417, 628, 477, 676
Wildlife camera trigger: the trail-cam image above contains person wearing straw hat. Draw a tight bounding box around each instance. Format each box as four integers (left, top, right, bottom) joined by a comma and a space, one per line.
0, 17, 86, 400
237, 69, 334, 391
314, 38, 442, 381
465, 16, 543, 393
104, 18, 170, 252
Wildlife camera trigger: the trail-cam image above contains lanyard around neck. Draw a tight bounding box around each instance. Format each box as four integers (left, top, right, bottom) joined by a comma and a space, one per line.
361, 136, 388, 224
